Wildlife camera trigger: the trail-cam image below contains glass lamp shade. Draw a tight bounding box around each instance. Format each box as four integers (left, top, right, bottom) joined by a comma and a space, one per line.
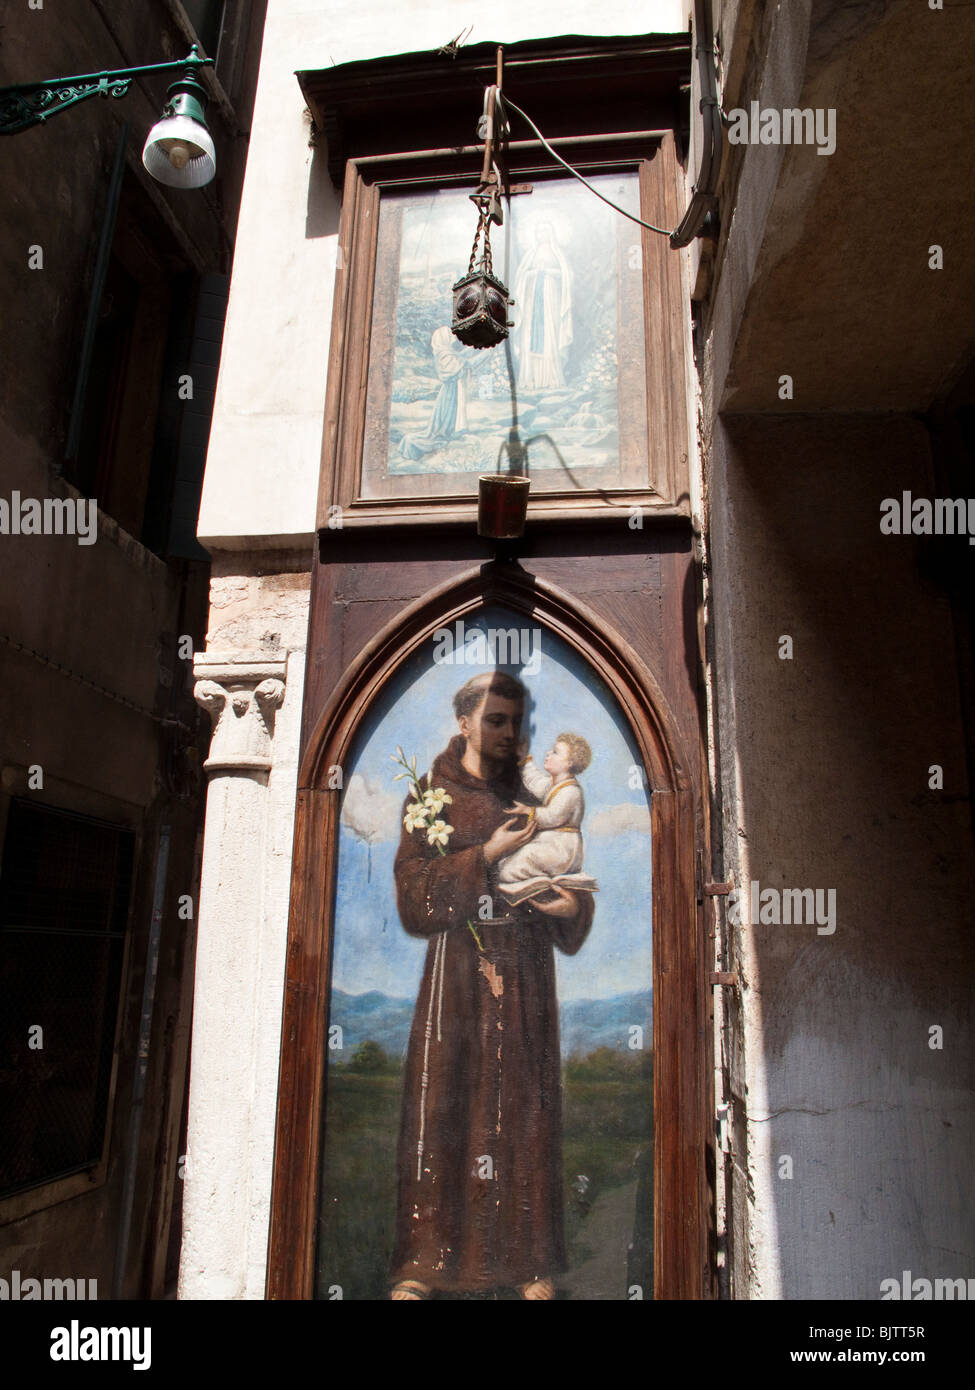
142, 114, 216, 189
451, 268, 513, 349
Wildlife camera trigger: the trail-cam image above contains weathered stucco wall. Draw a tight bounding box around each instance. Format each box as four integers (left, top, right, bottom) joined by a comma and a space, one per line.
696, 0, 975, 1299
708, 414, 975, 1298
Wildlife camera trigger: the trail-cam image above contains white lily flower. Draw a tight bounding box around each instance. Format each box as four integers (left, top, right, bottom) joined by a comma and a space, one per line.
422, 787, 453, 814
426, 819, 453, 848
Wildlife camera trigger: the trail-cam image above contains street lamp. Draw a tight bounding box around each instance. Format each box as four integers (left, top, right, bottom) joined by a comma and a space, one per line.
142, 64, 216, 188
0, 47, 216, 190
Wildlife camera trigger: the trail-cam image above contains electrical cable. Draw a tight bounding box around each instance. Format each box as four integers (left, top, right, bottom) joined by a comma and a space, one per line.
494, 90, 673, 237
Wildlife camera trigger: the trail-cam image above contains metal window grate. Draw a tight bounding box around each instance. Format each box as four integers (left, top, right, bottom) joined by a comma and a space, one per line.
0, 800, 133, 1198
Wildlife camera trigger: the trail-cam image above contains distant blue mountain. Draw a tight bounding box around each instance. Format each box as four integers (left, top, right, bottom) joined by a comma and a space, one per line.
329, 988, 415, 1060
329, 987, 652, 1062
560, 991, 652, 1058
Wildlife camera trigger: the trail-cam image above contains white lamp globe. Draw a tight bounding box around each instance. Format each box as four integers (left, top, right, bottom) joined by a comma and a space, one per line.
143, 113, 216, 188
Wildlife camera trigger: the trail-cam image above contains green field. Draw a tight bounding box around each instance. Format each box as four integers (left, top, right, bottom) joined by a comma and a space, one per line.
315, 1050, 653, 1300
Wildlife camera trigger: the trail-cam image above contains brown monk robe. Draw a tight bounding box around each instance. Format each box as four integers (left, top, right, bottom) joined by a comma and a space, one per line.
390, 733, 594, 1294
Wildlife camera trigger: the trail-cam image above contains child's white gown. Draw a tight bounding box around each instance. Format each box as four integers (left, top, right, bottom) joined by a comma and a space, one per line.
497, 757, 598, 905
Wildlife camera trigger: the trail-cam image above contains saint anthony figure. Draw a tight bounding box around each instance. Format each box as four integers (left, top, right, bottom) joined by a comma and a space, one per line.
513, 222, 573, 392
389, 671, 594, 1299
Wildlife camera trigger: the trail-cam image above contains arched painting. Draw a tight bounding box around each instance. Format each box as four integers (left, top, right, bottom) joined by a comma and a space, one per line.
315, 604, 653, 1300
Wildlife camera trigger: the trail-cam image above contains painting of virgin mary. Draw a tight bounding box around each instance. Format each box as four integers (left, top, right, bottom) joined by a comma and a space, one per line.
361, 172, 647, 492
512, 222, 573, 392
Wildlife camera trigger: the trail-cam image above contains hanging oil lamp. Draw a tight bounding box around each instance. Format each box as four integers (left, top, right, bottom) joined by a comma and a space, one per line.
451, 72, 513, 350
451, 190, 513, 349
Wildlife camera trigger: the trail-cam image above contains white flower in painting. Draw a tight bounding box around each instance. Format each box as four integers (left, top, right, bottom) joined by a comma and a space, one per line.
422, 787, 453, 814
426, 819, 453, 848
403, 802, 428, 832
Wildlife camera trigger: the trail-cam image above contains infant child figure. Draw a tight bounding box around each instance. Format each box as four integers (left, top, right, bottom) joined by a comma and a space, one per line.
496, 733, 599, 907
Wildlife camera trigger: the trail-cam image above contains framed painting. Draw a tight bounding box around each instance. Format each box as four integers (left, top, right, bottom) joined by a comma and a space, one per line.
318, 134, 689, 530
312, 605, 654, 1299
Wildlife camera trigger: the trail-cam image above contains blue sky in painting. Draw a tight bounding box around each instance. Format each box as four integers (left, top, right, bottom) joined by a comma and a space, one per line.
331, 606, 652, 1004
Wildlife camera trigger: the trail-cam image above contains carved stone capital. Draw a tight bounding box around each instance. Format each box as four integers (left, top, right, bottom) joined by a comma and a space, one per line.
193, 651, 288, 776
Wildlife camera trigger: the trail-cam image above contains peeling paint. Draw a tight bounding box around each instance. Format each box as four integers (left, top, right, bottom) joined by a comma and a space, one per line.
478, 957, 503, 998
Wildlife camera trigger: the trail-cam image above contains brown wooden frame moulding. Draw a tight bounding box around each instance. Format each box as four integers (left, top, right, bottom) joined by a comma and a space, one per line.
266, 561, 709, 1299
316, 131, 690, 533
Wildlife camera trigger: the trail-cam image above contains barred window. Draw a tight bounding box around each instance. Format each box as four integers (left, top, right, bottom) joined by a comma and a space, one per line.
0, 801, 133, 1199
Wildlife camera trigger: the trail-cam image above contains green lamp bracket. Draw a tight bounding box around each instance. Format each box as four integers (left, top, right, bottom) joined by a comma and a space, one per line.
0, 47, 213, 137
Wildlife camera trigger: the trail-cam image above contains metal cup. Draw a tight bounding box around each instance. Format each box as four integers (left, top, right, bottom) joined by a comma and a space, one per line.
477, 474, 530, 539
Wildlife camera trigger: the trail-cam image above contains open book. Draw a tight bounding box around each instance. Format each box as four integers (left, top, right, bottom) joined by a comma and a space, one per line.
502, 871, 599, 907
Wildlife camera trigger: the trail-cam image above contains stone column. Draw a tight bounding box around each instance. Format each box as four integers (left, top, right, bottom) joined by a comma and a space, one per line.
178, 651, 290, 1299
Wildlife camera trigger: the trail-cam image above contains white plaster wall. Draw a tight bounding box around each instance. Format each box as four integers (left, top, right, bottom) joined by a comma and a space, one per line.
197, 0, 686, 546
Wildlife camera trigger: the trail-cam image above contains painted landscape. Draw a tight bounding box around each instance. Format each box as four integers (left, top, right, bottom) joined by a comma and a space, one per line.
317, 989, 653, 1301
328, 986, 652, 1061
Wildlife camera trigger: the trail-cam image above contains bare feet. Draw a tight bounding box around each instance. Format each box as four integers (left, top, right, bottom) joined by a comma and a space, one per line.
520, 1277, 556, 1300
391, 1279, 431, 1300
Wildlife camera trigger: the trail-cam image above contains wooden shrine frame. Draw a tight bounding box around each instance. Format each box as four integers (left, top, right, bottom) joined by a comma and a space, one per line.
266, 562, 711, 1299
316, 133, 690, 533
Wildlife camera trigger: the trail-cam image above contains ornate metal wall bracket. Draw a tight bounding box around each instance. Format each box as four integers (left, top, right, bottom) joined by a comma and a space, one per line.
0, 77, 133, 135
0, 48, 213, 137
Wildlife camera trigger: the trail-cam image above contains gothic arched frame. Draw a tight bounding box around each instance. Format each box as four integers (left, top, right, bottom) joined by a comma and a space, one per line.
266, 560, 710, 1299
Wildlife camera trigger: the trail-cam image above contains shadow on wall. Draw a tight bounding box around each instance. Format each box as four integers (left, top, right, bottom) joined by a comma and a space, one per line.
305, 131, 341, 241
715, 411, 975, 1300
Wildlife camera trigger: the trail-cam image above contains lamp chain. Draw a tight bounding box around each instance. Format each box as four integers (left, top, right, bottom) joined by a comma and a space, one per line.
467, 208, 494, 276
